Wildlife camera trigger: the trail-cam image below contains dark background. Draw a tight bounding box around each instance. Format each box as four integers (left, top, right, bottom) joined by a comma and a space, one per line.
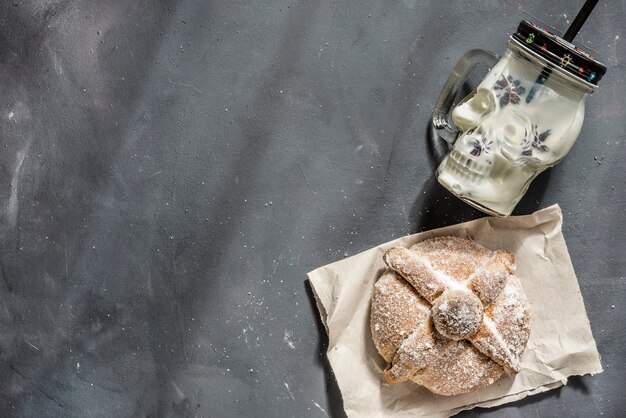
0, 1, 623, 417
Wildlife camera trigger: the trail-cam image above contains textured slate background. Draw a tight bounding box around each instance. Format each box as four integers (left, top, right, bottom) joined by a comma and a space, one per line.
0, 1, 623, 417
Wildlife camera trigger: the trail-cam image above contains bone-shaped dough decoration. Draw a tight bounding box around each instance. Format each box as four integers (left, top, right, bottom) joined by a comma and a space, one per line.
383, 246, 521, 380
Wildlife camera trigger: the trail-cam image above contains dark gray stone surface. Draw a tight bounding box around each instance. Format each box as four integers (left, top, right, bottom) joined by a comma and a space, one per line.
0, 1, 623, 417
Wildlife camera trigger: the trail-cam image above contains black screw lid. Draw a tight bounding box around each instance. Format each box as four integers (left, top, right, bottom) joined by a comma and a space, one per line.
511, 20, 607, 86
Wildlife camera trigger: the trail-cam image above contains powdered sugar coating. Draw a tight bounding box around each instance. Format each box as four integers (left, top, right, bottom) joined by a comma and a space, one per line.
384, 321, 454, 384
412, 341, 504, 396
370, 271, 430, 362
371, 236, 531, 395
489, 276, 531, 355
410, 237, 491, 280
432, 290, 483, 340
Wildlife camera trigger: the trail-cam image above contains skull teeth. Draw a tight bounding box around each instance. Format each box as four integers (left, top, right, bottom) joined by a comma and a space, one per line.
444, 150, 492, 182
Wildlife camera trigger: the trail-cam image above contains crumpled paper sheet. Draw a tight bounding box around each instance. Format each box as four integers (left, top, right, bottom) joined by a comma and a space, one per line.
308, 205, 602, 417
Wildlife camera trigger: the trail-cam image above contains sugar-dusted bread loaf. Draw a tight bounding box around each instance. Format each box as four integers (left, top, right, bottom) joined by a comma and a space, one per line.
370, 237, 531, 396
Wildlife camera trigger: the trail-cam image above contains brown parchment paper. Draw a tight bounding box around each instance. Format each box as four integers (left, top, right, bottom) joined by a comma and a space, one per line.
308, 205, 602, 417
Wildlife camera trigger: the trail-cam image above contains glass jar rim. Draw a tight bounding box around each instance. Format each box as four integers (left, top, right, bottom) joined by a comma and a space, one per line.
508, 39, 596, 94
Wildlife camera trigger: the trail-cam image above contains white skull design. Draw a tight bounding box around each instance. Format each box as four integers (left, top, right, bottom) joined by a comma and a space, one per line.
437, 45, 591, 216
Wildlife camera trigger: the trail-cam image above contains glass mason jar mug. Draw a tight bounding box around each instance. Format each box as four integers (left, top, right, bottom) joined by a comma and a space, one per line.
432, 21, 606, 216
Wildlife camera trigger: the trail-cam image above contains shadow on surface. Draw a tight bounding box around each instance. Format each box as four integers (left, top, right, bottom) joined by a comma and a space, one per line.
512, 168, 552, 216
412, 118, 553, 233
305, 281, 348, 418
410, 121, 484, 232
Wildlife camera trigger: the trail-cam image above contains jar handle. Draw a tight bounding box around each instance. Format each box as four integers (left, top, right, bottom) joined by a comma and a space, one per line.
431, 49, 498, 144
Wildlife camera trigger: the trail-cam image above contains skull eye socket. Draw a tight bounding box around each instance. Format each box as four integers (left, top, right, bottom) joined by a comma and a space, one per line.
503, 121, 527, 145
499, 109, 532, 147
504, 123, 517, 137
497, 108, 537, 163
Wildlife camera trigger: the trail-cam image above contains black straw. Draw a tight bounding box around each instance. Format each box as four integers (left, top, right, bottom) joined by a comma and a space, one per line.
563, 0, 600, 42
525, 0, 600, 103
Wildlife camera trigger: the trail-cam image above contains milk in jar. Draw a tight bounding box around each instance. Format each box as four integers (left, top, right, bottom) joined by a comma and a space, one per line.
434, 21, 606, 216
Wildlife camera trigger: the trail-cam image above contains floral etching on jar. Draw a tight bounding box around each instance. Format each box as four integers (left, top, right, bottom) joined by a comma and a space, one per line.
522, 125, 551, 157
494, 75, 526, 107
